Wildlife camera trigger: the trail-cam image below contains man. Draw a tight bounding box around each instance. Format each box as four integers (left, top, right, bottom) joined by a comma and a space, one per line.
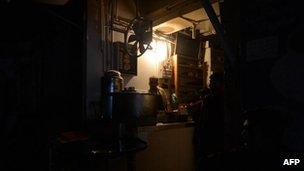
196, 72, 225, 170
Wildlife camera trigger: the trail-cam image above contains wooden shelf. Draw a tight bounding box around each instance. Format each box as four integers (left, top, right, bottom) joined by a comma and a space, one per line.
176, 55, 198, 61
179, 84, 203, 89
173, 54, 204, 103
177, 64, 204, 70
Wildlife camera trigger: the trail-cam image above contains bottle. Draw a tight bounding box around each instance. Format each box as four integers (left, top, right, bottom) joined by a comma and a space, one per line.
149, 77, 158, 95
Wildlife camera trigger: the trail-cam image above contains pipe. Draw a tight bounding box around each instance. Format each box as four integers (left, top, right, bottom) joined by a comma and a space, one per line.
153, 35, 176, 45
111, 27, 126, 33
113, 20, 129, 28
154, 31, 175, 43
180, 14, 221, 25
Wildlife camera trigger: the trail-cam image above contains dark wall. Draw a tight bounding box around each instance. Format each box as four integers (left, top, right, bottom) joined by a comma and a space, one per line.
238, 0, 299, 109
86, 0, 104, 120
219, 0, 304, 156
0, 1, 85, 169
223, 0, 304, 152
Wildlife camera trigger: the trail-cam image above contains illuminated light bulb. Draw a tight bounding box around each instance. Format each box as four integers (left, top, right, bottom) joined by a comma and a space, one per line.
144, 39, 168, 65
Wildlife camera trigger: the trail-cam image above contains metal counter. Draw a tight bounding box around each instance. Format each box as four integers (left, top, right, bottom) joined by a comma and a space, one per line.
138, 121, 195, 132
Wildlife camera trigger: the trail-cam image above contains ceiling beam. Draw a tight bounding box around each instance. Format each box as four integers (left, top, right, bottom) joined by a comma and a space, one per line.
33, 0, 70, 5
146, 0, 203, 26
142, 0, 219, 26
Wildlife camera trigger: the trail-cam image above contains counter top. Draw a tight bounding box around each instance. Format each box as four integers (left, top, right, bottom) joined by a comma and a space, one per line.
137, 121, 195, 147
138, 121, 195, 132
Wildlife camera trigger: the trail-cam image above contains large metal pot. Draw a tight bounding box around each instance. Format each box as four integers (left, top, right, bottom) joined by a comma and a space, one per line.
101, 88, 159, 139
111, 88, 158, 124
111, 89, 144, 123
